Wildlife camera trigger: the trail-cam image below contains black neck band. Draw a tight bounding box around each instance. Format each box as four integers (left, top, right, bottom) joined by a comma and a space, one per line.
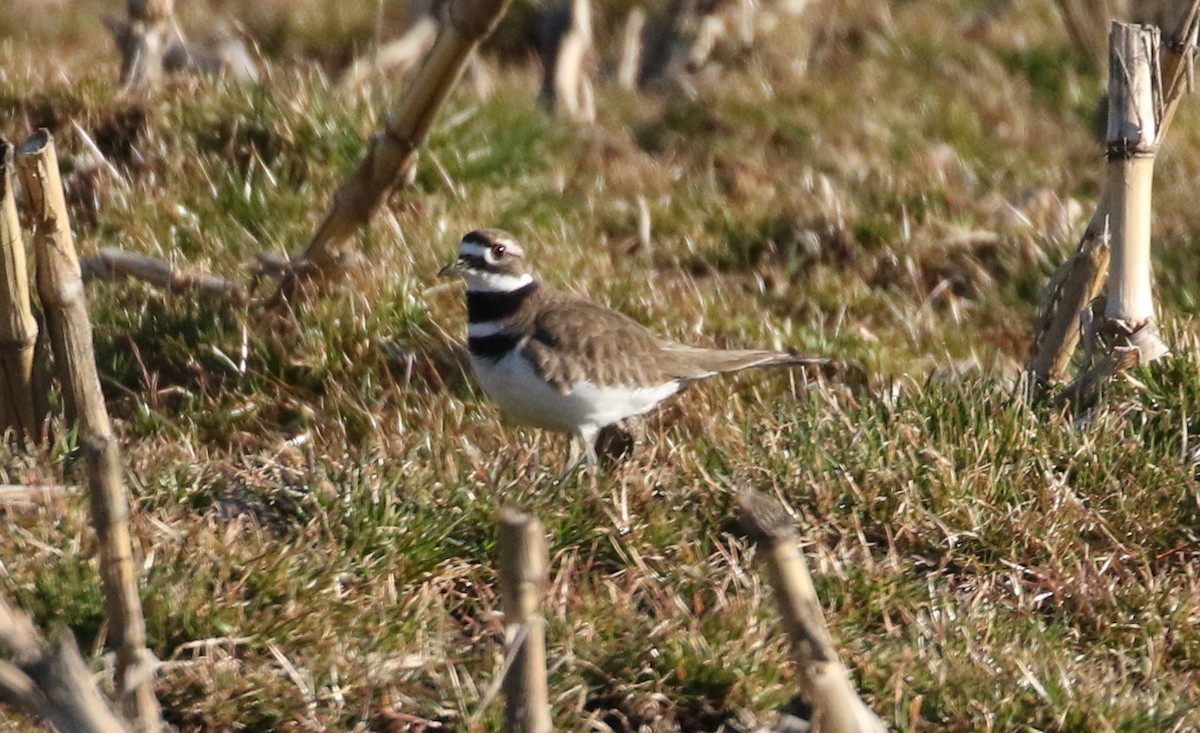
467, 281, 538, 322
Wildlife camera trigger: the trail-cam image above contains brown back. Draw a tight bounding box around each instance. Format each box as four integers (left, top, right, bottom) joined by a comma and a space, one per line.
516, 287, 794, 392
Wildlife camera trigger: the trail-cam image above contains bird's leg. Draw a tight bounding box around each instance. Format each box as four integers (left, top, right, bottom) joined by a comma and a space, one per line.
565, 426, 630, 532
561, 437, 583, 479
580, 426, 599, 467
558, 426, 599, 481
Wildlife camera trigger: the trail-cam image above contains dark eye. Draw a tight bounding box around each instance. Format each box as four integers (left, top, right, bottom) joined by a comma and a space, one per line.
491, 244, 506, 258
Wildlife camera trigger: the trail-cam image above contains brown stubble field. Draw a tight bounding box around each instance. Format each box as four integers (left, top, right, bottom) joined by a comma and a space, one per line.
2, 0, 1200, 730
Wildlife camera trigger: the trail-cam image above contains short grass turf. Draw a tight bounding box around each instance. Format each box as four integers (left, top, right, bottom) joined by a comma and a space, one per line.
3, 0, 1200, 731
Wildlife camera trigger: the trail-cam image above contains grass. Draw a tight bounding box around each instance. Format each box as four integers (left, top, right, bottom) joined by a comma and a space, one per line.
3, 0, 1200, 730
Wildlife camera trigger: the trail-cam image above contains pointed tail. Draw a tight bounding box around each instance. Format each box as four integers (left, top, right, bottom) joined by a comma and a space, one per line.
662, 343, 829, 378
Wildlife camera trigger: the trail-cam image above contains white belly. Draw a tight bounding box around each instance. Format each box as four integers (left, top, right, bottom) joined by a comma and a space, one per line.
469, 351, 681, 433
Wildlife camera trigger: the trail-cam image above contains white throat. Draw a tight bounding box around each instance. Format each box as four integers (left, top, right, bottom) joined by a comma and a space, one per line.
464, 270, 534, 293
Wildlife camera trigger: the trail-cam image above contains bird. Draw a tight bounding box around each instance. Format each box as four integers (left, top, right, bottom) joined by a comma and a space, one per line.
438, 228, 824, 469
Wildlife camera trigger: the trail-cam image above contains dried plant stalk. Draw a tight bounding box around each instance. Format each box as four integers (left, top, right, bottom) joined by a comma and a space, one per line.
687, 11, 726, 69
497, 508, 552, 733
106, 6, 258, 85
1029, 3, 1200, 382
1101, 22, 1169, 362
1158, 1, 1200, 132
0, 597, 130, 733
82, 247, 242, 300
618, 7, 646, 90
0, 483, 69, 508
82, 433, 159, 731
111, 0, 177, 90
281, 0, 512, 294
1055, 0, 1121, 63
738, 491, 887, 733
340, 14, 441, 90
14, 129, 161, 733
16, 132, 84, 427
1057, 0, 1194, 60
0, 140, 40, 440
1027, 192, 1112, 382
539, 0, 595, 123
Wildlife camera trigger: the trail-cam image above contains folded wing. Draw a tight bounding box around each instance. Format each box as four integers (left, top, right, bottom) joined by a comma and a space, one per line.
521, 289, 820, 393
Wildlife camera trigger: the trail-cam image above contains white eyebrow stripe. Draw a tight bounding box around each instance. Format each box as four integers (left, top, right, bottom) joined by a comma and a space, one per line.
468, 321, 508, 337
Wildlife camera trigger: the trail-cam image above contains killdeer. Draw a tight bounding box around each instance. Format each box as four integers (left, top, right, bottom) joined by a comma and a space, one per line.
439, 228, 822, 467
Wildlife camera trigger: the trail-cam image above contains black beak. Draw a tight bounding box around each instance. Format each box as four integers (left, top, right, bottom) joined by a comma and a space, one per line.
438, 258, 468, 278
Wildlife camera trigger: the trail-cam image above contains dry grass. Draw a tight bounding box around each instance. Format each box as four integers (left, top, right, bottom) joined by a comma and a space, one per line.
3, 0, 1200, 731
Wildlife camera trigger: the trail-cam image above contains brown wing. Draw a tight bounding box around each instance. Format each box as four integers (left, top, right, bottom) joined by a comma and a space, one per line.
519, 288, 809, 392
520, 289, 715, 392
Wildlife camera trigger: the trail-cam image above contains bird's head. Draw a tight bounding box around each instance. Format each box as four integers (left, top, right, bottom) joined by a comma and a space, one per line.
439, 229, 532, 292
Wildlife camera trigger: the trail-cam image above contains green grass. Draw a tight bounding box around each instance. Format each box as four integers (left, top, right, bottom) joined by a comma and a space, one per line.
3, 0, 1200, 730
